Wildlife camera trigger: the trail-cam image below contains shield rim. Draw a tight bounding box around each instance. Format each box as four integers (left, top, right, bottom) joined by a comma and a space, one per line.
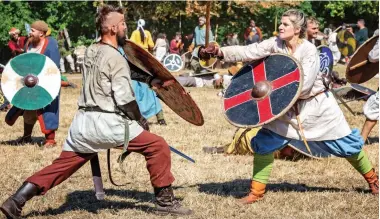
123, 40, 204, 126
350, 83, 376, 96
163, 54, 184, 72
222, 53, 304, 128
345, 35, 379, 84
1, 53, 61, 110
287, 142, 325, 160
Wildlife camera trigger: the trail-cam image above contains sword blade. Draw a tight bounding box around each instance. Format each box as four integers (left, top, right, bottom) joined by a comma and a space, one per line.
169, 146, 195, 163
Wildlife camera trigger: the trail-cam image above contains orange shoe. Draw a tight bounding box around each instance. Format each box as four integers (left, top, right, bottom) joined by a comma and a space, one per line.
238, 181, 266, 204
363, 169, 379, 195
43, 140, 57, 148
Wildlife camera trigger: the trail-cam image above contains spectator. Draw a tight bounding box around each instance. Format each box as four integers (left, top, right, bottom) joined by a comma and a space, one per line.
170, 32, 183, 54
244, 20, 262, 45
58, 31, 75, 73
356, 19, 368, 46
8, 27, 27, 57
153, 33, 167, 62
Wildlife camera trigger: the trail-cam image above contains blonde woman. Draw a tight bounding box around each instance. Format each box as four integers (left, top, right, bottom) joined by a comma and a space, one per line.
199, 9, 378, 203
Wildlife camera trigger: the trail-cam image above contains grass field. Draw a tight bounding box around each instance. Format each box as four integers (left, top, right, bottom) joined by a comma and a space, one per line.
0, 63, 378, 219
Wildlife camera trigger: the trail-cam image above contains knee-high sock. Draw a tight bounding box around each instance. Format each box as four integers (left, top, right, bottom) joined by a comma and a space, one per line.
252, 153, 274, 184
346, 149, 373, 174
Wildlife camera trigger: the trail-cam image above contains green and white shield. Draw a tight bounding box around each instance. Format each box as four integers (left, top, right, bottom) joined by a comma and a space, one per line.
1, 53, 61, 110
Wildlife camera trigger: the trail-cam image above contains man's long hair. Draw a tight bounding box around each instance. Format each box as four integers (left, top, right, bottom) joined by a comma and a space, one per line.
96, 5, 124, 35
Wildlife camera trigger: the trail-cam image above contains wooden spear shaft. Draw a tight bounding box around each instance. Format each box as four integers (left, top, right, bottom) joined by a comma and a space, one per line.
205, 1, 211, 48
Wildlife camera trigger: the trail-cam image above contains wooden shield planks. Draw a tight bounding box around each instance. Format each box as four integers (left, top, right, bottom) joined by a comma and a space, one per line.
123, 40, 204, 126
346, 35, 379, 84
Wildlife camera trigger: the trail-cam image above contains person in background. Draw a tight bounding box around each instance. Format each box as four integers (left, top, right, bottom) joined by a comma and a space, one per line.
130, 19, 167, 126
5, 20, 61, 148
356, 19, 368, 46
58, 30, 75, 74
130, 19, 154, 52
8, 27, 27, 57
170, 32, 183, 54
327, 24, 341, 65
306, 16, 323, 47
244, 20, 262, 45
153, 33, 167, 62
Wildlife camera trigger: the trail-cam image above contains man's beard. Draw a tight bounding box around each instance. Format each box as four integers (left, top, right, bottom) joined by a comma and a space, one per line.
117, 33, 126, 46
31, 36, 41, 46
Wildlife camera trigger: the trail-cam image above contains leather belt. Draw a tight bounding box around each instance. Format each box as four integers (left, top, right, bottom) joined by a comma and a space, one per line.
78, 106, 119, 114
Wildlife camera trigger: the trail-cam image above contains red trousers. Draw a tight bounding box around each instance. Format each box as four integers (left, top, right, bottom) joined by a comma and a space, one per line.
26, 130, 174, 195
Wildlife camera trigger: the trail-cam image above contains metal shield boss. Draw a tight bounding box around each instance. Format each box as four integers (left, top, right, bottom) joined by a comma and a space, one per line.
1, 53, 61, 110
123, 40, 204, 126
346, 35, 379, 84
223, 54, 303, 127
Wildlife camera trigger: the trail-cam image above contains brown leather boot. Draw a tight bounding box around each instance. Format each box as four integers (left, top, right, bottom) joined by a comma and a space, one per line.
239, 181, 266, 204
0, 182, 40, 219
154, 185, 193, 216
363, 169, 379, 195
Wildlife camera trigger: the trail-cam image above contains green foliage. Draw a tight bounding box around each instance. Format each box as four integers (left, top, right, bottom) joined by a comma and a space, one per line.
0, 1, 34, 45
0, 0, 378, 63
324, 1, 379, 30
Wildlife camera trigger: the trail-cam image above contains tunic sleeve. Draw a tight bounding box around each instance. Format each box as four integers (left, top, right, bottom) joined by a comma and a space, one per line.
109, 56, 135, 106
220, 37, 275, 62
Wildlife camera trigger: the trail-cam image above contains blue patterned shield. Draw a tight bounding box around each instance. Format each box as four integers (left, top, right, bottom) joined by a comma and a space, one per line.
317, 46, 333, 76
223, 54, 303, 127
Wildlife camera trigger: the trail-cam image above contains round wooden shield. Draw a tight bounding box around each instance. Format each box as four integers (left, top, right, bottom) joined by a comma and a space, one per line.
1, 53, 61, 110
317, 46, 333, 75
163, 54, 184, 72
123, 40, 204, 126
337, 30, 357, 57
223, 54, 303, 128
0, 88, 9, 110
346, 35, 379, 84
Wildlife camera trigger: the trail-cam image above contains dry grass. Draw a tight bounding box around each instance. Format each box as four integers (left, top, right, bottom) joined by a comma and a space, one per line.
0, 63, 378, 219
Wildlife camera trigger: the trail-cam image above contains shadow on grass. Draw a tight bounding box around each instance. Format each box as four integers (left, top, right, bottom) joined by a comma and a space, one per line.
25, 188, 159, 217
197, 179, 372, 198
0, 137, 45, 147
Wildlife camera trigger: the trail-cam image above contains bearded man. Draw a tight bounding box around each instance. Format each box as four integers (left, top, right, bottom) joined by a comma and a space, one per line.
306, 17, 323, 47
5, 20, 60, 147
0, 5, 192, 218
